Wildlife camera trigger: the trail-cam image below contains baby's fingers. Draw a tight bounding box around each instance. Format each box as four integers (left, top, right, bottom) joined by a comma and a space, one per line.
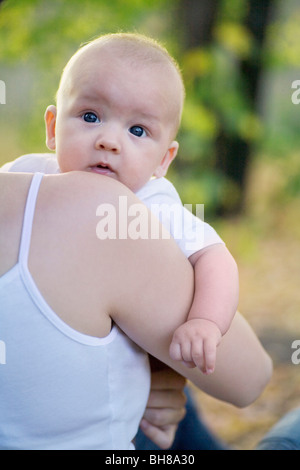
202, 338, 217, 375
190, 341, 206, 372
169, 340, 197, 368
169, 341, 183, 362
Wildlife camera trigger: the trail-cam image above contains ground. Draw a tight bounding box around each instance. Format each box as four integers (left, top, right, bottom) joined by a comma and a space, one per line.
190, 158, 300, 450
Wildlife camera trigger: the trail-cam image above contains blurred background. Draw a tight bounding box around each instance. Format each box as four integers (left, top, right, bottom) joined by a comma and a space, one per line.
1, 0, 300, 449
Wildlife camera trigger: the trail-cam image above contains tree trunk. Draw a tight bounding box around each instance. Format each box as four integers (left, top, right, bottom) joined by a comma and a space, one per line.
215, 0, 273, 214
178, 0, 220, 48
179, 0, 274, 215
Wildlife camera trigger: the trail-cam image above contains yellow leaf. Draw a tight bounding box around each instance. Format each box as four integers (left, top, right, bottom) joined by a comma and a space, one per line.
215, 22, 253, 59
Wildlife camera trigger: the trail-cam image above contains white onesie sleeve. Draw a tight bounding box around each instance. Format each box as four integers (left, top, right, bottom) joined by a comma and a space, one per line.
136, 177, 224, 258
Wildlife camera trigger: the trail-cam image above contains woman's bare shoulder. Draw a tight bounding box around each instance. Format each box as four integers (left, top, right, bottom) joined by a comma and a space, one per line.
0, 170, 134, 204
46, 171, 134, 201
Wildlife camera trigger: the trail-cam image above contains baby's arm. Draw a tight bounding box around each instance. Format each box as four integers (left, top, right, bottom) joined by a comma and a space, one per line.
170, 244, 239, 374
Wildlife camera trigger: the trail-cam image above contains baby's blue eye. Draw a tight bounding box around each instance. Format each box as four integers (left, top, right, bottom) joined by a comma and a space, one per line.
83, 112, 100, 123
129, 126, 146, 137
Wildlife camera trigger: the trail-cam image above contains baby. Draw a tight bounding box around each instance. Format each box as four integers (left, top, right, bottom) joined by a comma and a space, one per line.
2, 33, 239, 374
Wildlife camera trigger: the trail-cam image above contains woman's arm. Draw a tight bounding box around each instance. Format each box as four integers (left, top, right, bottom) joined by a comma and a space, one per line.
115, 295, 272, 408
85, 175, 272, 408
24, 171, 272, 409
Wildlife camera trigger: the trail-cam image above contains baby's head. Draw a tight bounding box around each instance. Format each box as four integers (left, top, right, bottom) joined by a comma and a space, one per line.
45, 33, 185, 192
57, 33, 185, 136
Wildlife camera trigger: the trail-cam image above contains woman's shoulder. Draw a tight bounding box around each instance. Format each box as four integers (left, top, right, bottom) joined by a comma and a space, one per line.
44, 171, 136, 207
0, 172, 33, 215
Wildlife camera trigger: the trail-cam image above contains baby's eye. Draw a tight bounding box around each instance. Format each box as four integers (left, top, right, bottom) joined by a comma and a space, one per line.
129, 126, 146, 138
82, 112, 100, 123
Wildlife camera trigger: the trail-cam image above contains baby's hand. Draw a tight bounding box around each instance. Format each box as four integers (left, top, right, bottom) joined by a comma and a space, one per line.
169, 319, 222, 374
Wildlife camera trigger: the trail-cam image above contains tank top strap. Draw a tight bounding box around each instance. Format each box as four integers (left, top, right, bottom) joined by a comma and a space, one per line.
18, 173, 44, 264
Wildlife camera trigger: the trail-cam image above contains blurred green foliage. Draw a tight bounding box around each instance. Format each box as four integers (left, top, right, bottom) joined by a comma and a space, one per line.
1, 0, 300, 217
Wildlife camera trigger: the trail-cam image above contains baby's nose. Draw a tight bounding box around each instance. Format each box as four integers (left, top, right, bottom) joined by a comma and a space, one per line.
95, 129, 121, 153
97, 140, 120, 152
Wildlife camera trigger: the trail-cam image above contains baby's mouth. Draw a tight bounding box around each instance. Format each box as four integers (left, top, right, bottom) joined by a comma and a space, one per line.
97, 163, 110, 170
90, 163, 115, 176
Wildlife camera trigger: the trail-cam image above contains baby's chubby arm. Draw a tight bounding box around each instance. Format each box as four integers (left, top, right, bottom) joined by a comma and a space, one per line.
170, 244, 239, 374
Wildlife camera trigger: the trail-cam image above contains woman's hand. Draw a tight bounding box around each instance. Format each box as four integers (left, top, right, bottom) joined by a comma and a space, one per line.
139, 357, 187, 449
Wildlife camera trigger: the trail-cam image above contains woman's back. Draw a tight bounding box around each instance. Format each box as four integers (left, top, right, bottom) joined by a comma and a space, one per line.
0, 173, 151, 450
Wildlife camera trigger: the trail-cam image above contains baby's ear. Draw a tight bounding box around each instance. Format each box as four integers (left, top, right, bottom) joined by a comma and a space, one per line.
45, 105, 57, 150
154, 141, 179, 179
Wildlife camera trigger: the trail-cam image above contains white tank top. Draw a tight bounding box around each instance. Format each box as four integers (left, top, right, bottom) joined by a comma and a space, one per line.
0, 173, 150, 450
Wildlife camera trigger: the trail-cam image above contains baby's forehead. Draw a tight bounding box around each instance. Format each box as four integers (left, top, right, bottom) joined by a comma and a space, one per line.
67, 45, 178, 101
73, 43, 177, 79
59, 39, 184, 134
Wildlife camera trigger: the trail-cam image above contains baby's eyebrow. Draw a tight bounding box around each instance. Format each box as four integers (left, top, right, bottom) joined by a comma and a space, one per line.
75, 92, 101, 105
131, 102, 165, 121
134, 111, 159, 123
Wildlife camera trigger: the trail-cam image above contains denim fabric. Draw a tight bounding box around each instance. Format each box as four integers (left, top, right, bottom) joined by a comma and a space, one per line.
256, 408, 300, 450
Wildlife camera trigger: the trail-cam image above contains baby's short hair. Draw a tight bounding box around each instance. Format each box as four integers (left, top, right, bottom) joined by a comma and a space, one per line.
86, 33, 183, 79
57, 32, 185, 136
